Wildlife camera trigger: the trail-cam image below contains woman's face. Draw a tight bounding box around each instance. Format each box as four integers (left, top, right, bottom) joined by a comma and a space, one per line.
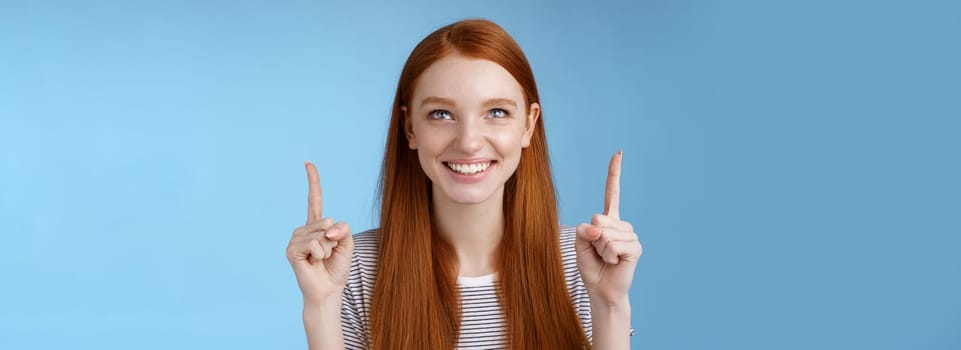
403, 54, 539, 205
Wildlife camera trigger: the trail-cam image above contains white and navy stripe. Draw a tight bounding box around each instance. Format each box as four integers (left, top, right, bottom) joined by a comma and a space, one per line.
340, 225, 593, 349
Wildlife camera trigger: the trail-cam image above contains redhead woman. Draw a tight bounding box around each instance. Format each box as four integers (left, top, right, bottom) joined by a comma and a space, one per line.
286, 19, 642, 349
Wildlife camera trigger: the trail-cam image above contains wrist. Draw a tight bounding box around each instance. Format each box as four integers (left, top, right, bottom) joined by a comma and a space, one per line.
588, 292, 631, 309
301, 292, 346, 350
303, 287, 344, 306
590, 298, 631, 318
588, 294, 633, 349
589, 293, 632, 326
303, 292, 343, 318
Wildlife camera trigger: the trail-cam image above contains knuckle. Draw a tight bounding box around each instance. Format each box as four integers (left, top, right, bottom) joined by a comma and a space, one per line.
603, 236, 614, 246
323, 238, 337, 249
591, 213, 604, 224
286, 243, 299, 258
605, 253, 618, 263
306, 220, 331, 231
606, 242, 619, 253
300, 231, 317, 241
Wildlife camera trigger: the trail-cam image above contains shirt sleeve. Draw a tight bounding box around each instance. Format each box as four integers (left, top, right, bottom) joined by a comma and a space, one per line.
340, 249, 370, 349
560, 224, 594, 343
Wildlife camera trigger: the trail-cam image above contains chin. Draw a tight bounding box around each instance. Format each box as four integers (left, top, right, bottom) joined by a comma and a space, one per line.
441, 187, 499, 205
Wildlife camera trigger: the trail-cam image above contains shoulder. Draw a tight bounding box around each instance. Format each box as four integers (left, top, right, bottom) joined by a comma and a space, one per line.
351, 226, 578, 265
559, 223, 593, 337
558, 223, 578, 253
559, 223, 577, 238
352, 228, 380, 252
342, 228, 380, 310
341, 228, 379, 348
347, 228, 380, 281
558, 223, 581, 275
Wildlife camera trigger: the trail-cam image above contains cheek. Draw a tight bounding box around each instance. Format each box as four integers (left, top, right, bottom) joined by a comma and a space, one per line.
491, 128, 527, 157
412, 124, 441, 151
413, 127, 449, 173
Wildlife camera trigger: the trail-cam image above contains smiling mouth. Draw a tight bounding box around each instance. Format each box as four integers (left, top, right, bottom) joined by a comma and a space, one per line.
443, 161, 496, 175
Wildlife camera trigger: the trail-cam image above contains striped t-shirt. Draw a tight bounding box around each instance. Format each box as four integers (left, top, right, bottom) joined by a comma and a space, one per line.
340, 225, 594, 349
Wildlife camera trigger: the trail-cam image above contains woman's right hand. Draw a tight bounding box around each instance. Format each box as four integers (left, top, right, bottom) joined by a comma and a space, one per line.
286, 161, 354, 304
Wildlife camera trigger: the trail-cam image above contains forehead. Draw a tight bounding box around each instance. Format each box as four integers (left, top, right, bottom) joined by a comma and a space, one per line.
412, 54, 525, 106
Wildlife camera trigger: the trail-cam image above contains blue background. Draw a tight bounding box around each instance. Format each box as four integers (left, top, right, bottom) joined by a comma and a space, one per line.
2, 0, 959, 349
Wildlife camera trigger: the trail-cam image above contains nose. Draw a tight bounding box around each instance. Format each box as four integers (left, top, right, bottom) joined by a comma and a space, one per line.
454, 118, 485, 154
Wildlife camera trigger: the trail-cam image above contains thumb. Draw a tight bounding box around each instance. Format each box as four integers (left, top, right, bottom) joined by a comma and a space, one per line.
312, 222, 354, 287
575, 223, 601, 256
325, 223, 354, 249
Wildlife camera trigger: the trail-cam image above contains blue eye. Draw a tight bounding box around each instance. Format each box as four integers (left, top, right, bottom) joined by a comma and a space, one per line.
429, 110, 453, 120
488, 108, 509, 118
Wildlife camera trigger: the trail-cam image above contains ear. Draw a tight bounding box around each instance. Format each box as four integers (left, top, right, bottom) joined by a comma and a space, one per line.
401, 105, 417, 150
522, 102, 540, 148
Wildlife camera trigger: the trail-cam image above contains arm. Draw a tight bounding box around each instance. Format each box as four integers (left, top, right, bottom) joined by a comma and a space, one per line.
303, 293, 346, 350
575, 151, 641, 350
588, 295, 632, 350
288, 162, 355, 350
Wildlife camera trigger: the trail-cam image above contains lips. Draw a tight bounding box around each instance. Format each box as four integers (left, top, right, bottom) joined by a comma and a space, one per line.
443, 160, 496, 175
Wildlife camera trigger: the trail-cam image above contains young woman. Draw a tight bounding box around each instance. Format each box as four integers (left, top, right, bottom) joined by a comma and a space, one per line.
286, 19, 642, 349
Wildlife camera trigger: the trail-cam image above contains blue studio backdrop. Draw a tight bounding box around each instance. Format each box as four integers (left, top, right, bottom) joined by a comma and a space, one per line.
1, 0, 959, 349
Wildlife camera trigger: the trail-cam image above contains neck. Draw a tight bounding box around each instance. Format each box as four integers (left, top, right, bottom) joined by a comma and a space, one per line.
431, 186, 505, 278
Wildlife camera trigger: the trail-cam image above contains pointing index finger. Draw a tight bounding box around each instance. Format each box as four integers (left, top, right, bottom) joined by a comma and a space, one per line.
604, 150, 622, 219
305, 161, 323, 224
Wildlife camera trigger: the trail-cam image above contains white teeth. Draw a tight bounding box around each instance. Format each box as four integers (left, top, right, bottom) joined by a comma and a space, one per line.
446, 161, 492, 175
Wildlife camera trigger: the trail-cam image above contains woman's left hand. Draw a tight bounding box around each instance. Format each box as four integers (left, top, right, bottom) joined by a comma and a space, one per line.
576, 151, 643, 304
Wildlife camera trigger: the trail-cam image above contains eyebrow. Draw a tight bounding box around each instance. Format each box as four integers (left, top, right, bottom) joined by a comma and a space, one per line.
420, 96, 456, 108
481, 98, 518, 109
419, 96, 518, 109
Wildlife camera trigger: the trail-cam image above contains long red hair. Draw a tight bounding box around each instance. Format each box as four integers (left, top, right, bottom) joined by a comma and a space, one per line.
372, 19, 591, 349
